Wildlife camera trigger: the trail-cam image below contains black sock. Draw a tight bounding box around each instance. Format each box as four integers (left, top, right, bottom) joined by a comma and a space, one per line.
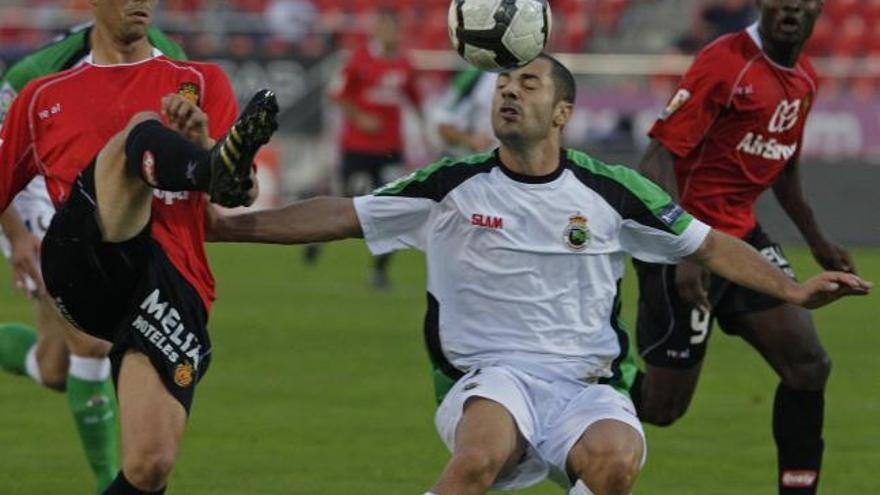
125, 119, 211, 191
374, 253, 392, 272
774, 384, 824, 494
102, 471, 166, 495
630, 369, 645, 416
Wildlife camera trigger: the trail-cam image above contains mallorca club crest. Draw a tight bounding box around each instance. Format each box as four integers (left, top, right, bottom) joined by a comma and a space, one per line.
174, 361, 194, 388
178, 82, 200, 106
563, 213, 590, 251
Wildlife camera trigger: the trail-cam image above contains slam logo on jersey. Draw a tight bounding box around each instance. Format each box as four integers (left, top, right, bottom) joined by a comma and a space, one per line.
178, 82, 200, 106
563, 213, 590, 251
659, 89, 691, 120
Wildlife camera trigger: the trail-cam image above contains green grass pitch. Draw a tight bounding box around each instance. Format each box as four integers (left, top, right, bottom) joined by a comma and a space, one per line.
1, 241, 877, 493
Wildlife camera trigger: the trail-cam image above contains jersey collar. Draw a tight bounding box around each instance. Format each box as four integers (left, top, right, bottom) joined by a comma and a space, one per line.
81, 46, 162, 67
746, 21, 800, 73
495, 148, 566, 185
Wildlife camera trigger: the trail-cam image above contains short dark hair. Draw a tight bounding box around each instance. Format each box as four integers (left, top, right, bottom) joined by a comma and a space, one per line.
537, 53, 576, 105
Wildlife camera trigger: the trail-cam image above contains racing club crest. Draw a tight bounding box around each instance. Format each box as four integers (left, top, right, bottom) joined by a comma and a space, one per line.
178, 82, 200, 105
563, 213, 590, 251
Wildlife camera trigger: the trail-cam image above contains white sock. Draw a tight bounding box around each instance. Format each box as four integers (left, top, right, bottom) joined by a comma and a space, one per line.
68, 355, 111, 381
423, 492, 438, 495
24, 344, 43, 384
569, 480, 594, 495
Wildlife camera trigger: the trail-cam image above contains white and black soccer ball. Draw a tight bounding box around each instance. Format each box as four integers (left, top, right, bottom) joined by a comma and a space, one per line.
448, 0, 552, 72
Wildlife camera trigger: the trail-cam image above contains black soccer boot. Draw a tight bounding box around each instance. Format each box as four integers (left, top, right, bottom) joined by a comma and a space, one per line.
209, 89, 279, 207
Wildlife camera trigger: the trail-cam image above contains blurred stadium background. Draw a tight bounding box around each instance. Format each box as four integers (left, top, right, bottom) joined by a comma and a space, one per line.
0, 1, 878, 493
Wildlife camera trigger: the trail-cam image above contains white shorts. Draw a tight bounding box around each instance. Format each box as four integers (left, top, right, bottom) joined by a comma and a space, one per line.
0, 177, 53, 293
435, 365, 646, 491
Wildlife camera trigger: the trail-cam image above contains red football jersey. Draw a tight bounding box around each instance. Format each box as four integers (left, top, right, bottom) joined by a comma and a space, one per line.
331, 43, 419, 155
649, 25, 818, 238
0, 56, 238, 311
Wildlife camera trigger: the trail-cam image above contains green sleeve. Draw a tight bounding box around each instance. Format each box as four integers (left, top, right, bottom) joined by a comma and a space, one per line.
147, 27, 187, 60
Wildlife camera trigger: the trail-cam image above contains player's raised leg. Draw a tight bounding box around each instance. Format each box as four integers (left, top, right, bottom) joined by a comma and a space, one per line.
566, 420, 644, 495
721, 304, 829, 495
429, 397, 526, 495
94, 90, 279, 243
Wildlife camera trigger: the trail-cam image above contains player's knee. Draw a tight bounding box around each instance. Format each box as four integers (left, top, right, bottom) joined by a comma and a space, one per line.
450, 447, 505, 488
781, 349, 831, 389
575, 441, 642, 494
123, 451, 174, 491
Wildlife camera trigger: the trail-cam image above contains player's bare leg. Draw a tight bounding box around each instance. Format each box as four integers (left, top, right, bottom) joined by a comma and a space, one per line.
111, 351, 186, 492
635, 363, 703, 426
429, 398, 526, 495
93, 112, 157, 243
31, 294, 71, 390
721, 304, 829, 495
566, 419, 644, 495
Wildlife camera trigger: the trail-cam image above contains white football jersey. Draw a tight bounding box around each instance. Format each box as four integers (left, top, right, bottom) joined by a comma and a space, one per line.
354, 149, 710, 384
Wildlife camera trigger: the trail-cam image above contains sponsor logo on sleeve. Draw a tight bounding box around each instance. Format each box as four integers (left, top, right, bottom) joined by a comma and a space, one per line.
0, 82, 16, 124
563, 213, 591, 251
658, 203, 685, 227
659, 89, 691, 120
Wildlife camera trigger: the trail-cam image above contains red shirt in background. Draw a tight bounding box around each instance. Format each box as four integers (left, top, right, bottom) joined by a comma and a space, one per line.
331, 43, 419, 155
649, 26, 818, 239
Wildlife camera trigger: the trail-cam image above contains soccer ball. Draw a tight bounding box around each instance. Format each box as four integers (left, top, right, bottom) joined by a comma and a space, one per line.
448, 0, 552, 72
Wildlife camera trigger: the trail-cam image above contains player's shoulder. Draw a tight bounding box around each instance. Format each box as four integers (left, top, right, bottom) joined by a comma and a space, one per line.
154, 58, 230, 81
564, 149, 671, 210
374, 151, 497, 200
795, 55, 820, 90
1, 26, 90, 92
692, 31, 759, 75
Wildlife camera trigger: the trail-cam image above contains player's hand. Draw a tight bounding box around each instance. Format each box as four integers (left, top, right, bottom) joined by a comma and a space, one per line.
790, 271, 872, 309
8, 230, 45, 297
675, 260, 711, 312
161, 94, 214, 149
810, 241, 856, 273
354, 112, 381, 134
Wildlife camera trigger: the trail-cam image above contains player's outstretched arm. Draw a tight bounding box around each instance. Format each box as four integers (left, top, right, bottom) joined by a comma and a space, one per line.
209, 197, 362, 244
686, 229, 872, 310
637, 139, 680, 200
772, 158, 856, 273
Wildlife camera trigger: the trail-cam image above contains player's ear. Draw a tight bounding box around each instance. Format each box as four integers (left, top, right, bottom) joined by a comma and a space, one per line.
553, 101, 573, 128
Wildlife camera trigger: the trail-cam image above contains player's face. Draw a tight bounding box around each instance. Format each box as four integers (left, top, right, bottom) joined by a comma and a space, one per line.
758, 0, 823, 46
92, 0, 156, 43
492, 58, 568, 145
374, 13, 401, 49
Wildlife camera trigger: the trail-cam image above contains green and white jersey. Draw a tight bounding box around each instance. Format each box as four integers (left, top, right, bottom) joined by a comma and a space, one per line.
354, 149, 710, 384
433, 67, 497, 157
